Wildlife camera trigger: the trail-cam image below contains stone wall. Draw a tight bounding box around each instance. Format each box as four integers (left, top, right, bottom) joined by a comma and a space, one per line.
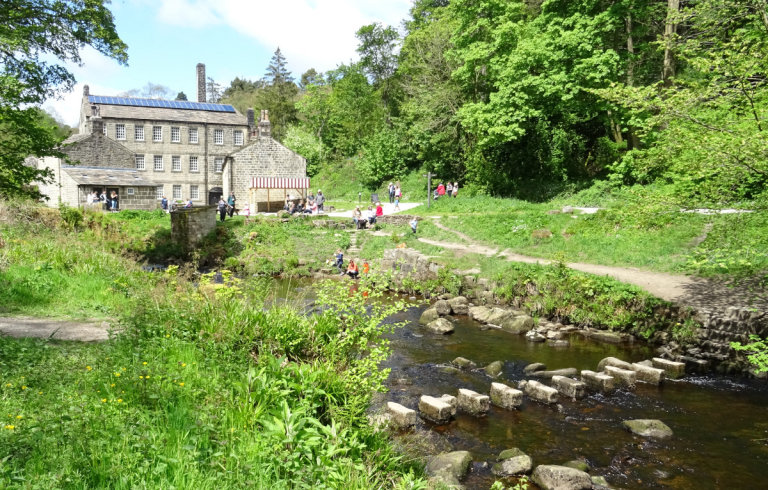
170, 206, 217, 251
61, 132, 134, 168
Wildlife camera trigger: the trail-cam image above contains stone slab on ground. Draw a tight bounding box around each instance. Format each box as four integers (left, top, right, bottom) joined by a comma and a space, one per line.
652, 357, 686, 379
457, 388, 490, 416
604, 365, 637, 389
0, 316, 112, 341
581, 370, 615, 392
551, 375, 586, 400
386, 402, 418, 429
419, 395, 454, 424
522, 380, 559, 404
631, 362, 665, 385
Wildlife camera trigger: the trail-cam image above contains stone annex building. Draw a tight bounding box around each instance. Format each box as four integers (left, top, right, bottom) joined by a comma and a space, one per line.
36, 64, 308, 211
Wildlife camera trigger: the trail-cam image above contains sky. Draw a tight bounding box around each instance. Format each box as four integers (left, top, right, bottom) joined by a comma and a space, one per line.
45, 0, 413, 126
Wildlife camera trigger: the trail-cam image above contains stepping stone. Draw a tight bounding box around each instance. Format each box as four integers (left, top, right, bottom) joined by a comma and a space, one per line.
492, 448, 532, 476
532, 465, 592, 490
652, 357, 686, 379
490, 382, 523, 410
418, 395, 454, 424
631, 363, 665, 385
457, 388, 490, 416
581, 370, 615, 392
597, 356, 633, 372
622, 419, 673, 438
522, 380, 559, 404
386, 402, 417, 429
604, 365, 636, 389
552, 375, 586, 400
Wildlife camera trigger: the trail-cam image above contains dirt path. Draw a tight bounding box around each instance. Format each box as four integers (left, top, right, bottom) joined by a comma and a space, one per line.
425, 219, 767, 311
0, 316, 113, 341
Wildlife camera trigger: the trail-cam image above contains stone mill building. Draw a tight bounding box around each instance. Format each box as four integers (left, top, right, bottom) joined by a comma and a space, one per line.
36, 63, 307, 211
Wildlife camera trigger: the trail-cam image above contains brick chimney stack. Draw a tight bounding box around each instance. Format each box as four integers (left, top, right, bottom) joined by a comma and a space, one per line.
83, 85, 90, 96
197, 63, 206, 103
258, 109, 271, 139
247, 108, 255, 134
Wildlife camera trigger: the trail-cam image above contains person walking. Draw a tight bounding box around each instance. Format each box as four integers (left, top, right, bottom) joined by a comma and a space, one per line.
388, 182, 395, 203
315, 190, 325, 213
161, 195, 168, 212
217, 198, 228, 222
452, 182, 459, 198
227, 192, 236, 217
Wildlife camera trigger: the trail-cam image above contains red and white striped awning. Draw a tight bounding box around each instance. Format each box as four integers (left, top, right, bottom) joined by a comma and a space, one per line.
250, 177, 310, 189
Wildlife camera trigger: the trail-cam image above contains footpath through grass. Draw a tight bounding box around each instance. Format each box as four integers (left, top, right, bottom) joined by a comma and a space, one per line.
0, 201, 425, 488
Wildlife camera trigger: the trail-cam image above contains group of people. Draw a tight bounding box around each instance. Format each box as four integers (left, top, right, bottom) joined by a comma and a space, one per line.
217, 193, 237, 222
434, 181, 459, 200
387, 182, 403, 210
352, 202, 384, 229
284, 190, 326, 215
333, 248, 370, 279
87, 189, 119, 211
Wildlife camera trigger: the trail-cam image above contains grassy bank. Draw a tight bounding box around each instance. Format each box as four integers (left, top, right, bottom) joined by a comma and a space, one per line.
0, 201, 425, 488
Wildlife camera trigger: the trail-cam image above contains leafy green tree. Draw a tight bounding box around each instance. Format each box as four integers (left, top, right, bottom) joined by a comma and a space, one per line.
175, 91, 188, 101
299, 68, 323, 90
0, 0, 127, 197
282, 125, 323, 176
356, 23, 399, 87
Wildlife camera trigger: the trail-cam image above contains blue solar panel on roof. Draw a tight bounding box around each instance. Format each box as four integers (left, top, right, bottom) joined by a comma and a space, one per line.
88, 95, 236, 113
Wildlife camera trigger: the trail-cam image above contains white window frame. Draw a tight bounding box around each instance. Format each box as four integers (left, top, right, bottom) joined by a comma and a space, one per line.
189, 127, 198, 144
190, 185, 199, 200
115, 123, 126, 140
172, 184, 182, 200
214, 129, 224, 145
234, 130, 243, 146
153, 126, 162, 142
172, 155, 181, 172
189, 155, 199, 172
156, 186, 164, 200
171, 126, 180, 143
135, 125, 144, 141
135, 155, 145, 170
126, 187, 135, 196
214, 157, 224, 173
153, 155, 163, 171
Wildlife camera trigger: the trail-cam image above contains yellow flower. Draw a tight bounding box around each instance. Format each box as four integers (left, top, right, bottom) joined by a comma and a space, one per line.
21, 386, 27, 390
139, 376, 144, 379
101, 398, 106, 403
165, 334, 170, 338
179, 382, 185, 387
5, 383, 12, 387
114, 372, 121, 377
86, 366, 92, 371
122, 367, 126, 371
110, 383, 115, 387
15, 415, 22, 420
117, 399, 123, 403
142, 362, 147, 366
145, 375, 150, 379
5, 425, 14, 430
38, 391, 42, 395
181, 363, 187, 367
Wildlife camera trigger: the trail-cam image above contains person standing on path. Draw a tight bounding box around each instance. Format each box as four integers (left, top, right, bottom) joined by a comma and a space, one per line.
218, 198, 228, 222
315, 190, 325, 213
161, 195, 168, 212
452, 182, 458, 198
334, 249, 344, 275
388, 182, 395, 203
227, 193, 236, 217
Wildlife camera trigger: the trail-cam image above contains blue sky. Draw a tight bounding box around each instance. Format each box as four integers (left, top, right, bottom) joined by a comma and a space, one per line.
46, 0, 413, 126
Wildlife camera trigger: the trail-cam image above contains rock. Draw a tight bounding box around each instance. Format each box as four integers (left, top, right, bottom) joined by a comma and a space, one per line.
523, 380, 559, 404
502, 315, 535, 334
604, 365, 636, 389
434, 299, 452, 316
551, 375, 586, 400
562, 460, 590, 472
523, 362, 547, 374
457, 388, 490, 416
526, 330, 547, 342
547, 339, 570, 348
490, 382, 523, 410
478, 290, 496, 305
426, 451, 472, 488
530, 368, 579, 379
532, 229, 553, 240
486, 308, 515, 325
596, 356, 633, 372
591, 476, 610, 488
562, 206, 574, 214
426, 318, 455, 335
651, 357, 686, 379
581, 370, 615, 393
468, 306, 492, 323
419, 307, 439, 325
484, 360, 504, 377
631, 363, 665, 385
386, 402, 418, 429
448, 296, 469, 315
418, 395, 454, 424
532, 464, 592, 490
452, 357, 477, 370
588, 330, 628, 344
492, 448, 533, 476
622, 419, 673, 438
438, 394, 458, 416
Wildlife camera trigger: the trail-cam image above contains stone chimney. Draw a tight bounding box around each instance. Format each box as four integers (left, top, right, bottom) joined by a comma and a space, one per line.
247, 108, 255, 133
258, 110, 271, 139
83, 84, 90, 96
197, 63, 206, 103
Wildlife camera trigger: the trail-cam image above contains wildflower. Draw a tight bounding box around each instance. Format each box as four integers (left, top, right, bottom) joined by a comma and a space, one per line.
117, 399, 123, 403
122, 367, 126, 371
38, 392, 42, 395
86, 366, 92, 371
179, 382, 185, 387
21, 386, 27, 390
4, 425, 14, 430
101, 398, 107, 403
111, 383, 116, 387
5, 383, 11, 387
139, 376, 144, 379
15, 415, 22, 420
142, 362, 147, 366
181, 363, 187, 367
114, 372, 121, 377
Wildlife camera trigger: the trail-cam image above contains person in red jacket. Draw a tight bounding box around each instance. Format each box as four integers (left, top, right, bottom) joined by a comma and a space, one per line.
346, 260, 359, 279
437, 182, 446, 197
375, 201, 384, 217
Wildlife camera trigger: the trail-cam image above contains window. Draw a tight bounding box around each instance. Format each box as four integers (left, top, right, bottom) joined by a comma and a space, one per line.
190, 185, 199, 200
172, 156, 181, 172
102, 124, 107, 135
189, 156, 198, 172
153, 126, 162, 142
214, 129, 224, 145
234, 130, 243, 146
153, 155, 163, 171
126, 187, 135, 196
171, 127, 180, 143
156, 186, 164, 199
115, 124, 126, 140
172, 185, 182, 200
214, 157, 224, 173
135, 155, 145, 170
135, 125, 144, 141
189, 127, 198, 144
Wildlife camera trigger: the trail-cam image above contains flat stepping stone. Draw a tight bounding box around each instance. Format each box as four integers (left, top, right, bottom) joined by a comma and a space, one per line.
457, 388, 490, 416
652, 357, 686, 378
622, 419, 673, 438
386, 402, 417, 429
490, 382, 523, 410
522, 380, 559, 404
604, 365, 637, 389
532, 464, 592, 490
581, 370, 615, 392
552, 375, 586, 400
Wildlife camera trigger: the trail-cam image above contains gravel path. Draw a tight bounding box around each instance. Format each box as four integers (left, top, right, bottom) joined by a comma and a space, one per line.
0, 316, 113, 341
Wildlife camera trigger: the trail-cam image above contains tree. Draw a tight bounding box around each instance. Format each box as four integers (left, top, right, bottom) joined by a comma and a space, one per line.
175, 91, 188, 101
299, 68, 323, 90
264, 47, 294, 85
0, 0, 127, 197
356, 23, 400, 87
260, 47, 299, 140
206, 77, 222, 103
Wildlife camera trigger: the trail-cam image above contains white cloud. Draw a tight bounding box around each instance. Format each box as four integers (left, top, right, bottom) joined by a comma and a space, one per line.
154, 0, 411, 72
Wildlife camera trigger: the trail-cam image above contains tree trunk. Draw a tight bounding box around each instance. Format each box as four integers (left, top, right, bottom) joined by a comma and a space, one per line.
626, 9, 641, 149
662, 0, 680, 87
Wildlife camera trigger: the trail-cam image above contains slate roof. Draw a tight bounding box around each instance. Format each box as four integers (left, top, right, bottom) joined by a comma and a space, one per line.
62, 133, 90, 145
86, 95, 248, 125
62, 166, 156, 186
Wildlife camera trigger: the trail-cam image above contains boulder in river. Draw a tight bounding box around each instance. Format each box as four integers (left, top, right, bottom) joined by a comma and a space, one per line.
552, 375, 586, 400
622, 419, 673, 439
581, 370, 615, 393
419, 307, 439, 325
486, 308, 516, 326
597, 356, 633, 372
386, 402, 418, 429
418, 395, 454, 424
426, 451, 472, 488
468, 305, 493, 323
532, 464, 592, 490
434, 299, 451, 316
652, 357, 686, 379
492, 448, 533, 476
523, 362, 547, 374
426, 318, 455, 335
448, 296, 469, 315
490, 382, 523, 410
502, 315, 535, 334
523, 380, 559, 404
530, 368, 578, 379
562, 460, 590, 472
457, 388, 490, 416
452, 357, 477, 370
484, 360, 504, 377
